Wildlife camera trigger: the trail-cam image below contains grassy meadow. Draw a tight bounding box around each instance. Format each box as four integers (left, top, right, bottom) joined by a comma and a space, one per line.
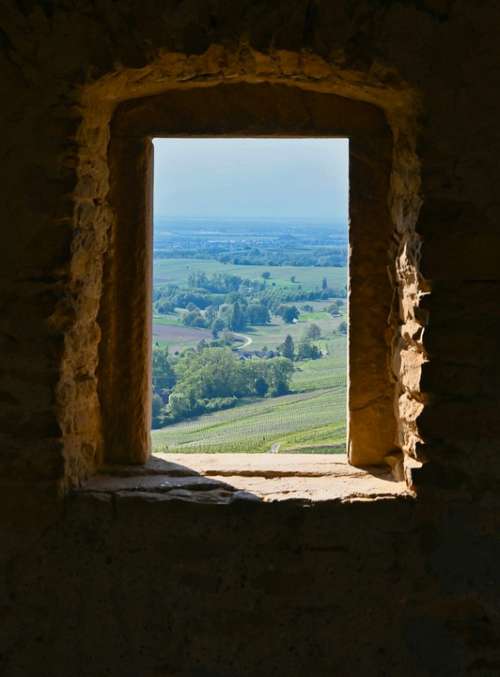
152, 259, 346, 353
151, 223, 348, 454
154, 257, 346, 291
152, 333, 347, 454
151, 388, 346, 454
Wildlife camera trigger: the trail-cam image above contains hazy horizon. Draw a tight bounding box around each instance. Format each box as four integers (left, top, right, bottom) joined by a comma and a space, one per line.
154, 214, 347, 223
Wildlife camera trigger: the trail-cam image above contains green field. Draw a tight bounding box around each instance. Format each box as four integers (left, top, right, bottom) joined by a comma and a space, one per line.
152, 335, 347, 454
154, 258, 346, 291
244, 302, 343, 351
153, 314, 183, 327
152, 301, 345, 354
152, 253, 348, 454
152, 386, 346, 454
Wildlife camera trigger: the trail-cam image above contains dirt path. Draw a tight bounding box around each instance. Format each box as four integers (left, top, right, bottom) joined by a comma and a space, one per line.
234, 333, 253, 350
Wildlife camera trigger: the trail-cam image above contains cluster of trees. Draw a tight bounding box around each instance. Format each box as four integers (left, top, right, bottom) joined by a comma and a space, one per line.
326, 299, 345, 316
214, 247, 346, 267
155, 242, 347, 268
276, 305, 300, 323
152, 346, 294, 428
182, 297, 345, 333
154, 271, 346, 324
187, 271, 264, 294
180, 292, 345, 332
278, 324, 323, 362
258, 285, 346, 310
181, 300, 271, 333
154, 271, 347, 335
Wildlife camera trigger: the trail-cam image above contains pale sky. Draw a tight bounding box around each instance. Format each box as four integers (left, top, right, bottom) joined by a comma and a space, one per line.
153, 138, 348, 221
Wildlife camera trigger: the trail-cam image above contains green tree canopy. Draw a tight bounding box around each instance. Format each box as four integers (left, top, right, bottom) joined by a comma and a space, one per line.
297, 339, 321, 361
278, 305, 300, 323
279, 334, 295, 361
152, 347, 176, 390
306, 323, 321, 340
164, 348, 295, 422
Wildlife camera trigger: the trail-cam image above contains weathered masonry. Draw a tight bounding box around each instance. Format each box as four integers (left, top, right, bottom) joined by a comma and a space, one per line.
100, 84, 408, 471
1, 2, 500, 676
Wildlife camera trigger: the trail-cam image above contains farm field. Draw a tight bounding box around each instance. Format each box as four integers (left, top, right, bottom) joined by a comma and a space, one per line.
154, 257, 346, 291
151, 216, 348, 454
152, 301, 344, 353
153, 314, 212, 352
153, 312, 250, 352
152, 335, 347, 454
152, 384, 346, 454
244, 302, 343, 351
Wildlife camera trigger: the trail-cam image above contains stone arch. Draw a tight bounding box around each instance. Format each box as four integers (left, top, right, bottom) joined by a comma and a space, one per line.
60, 47, 424, 489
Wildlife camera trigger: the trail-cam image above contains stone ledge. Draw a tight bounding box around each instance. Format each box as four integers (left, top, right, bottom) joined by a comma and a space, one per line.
78, 454, 410, 504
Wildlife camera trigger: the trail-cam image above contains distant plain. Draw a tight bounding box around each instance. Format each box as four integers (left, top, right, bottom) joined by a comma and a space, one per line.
151, 217, 347, 454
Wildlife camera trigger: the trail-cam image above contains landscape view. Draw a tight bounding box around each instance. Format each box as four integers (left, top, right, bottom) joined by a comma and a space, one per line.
151, 139, 348, 454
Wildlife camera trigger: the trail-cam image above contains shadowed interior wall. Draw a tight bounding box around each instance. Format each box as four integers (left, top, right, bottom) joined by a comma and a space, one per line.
101, 84, 399, 468
1, 2, 499, 676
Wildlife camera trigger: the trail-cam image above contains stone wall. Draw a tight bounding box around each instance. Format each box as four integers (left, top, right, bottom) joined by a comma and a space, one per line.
1, 490, 499, 677
1, 1, 500, 675
102, 83, 400, 469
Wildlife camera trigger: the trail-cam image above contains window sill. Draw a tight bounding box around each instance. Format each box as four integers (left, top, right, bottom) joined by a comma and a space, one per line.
78, 453, 411, 505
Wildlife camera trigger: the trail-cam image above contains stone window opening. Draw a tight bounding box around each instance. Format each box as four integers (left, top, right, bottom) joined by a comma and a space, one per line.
73, 80, 424, 501
149, 137, 349, 455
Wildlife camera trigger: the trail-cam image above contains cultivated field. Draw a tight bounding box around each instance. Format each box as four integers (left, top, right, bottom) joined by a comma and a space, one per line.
152, 235, 348, 454
152, 387, 346, 454
245, 301, 343, 351
154, 257, 346, 291
152, 335, 347, 454
153, 315, 212, 352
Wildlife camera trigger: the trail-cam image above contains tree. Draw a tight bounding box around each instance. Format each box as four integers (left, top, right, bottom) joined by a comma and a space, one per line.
204, 305, 217, 323
217, 303, 233, 329
173, 348, 250, 402
306, 323, 321, 340
279, 334, 295, 361
247, 303, 270, 325
322, 277, 328, 290
161, 347, 296, 424
151, 393, 164, 429
168, 391, 193, 420
264, 357, 294, 396
183, 310, 207, 327
297, 339, 321, 361
261, 271, 271, 280
290, 275, 296, 283
229, 301, 246, 331
211, 318, 225, 338
338, 321, 348, 335
282, 305, 300, 324
152, 347, 176, 390
254, 377, 269, 397
156, 299, 175, 314
196, 339, 209, 352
